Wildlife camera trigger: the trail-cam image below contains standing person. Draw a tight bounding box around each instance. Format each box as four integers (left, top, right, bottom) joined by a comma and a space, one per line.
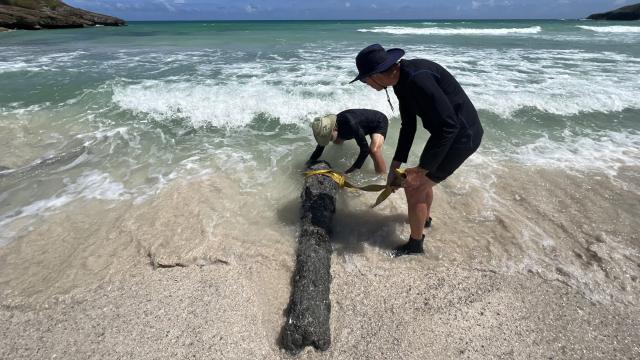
309, 109, 388, 174
351, 44, 483, 256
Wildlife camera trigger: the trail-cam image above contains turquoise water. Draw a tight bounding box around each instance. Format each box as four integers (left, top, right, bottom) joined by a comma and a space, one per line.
1, 20, 639, 302
2, 20, 639, 203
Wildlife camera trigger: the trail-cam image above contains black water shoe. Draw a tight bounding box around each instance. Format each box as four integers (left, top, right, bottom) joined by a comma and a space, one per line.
393, 235, 425, 257
425, 217, 433, 228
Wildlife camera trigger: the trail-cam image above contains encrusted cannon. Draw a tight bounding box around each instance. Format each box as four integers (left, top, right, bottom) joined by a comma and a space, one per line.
280, 162, 338, 353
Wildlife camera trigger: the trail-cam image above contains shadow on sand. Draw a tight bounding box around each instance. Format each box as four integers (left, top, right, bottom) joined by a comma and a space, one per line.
276, 195, 407, 256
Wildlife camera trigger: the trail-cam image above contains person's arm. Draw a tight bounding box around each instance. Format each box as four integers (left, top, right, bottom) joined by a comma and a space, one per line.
412, 73, 460, 172
307, 145, 325, 165
369, 135, 386, 174
392, 95, 417, 164
345, 123, 369, 174
388, 94, 417, 185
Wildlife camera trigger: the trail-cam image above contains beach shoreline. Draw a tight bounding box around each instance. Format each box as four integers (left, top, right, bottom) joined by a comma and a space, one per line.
1, 167, 639, 359
1, 256, 638, 359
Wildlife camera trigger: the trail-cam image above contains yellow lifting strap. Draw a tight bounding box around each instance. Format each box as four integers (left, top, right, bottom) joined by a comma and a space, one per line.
303, 168, 406, 208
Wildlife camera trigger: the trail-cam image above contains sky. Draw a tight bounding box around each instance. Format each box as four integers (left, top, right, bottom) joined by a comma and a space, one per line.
66, 0, 638, 21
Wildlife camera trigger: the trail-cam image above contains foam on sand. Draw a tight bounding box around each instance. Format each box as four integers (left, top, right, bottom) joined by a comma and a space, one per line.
0, 170, 129, 245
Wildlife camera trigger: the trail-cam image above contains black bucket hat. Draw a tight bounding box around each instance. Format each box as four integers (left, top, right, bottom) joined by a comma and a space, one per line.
350, 44, 405, 84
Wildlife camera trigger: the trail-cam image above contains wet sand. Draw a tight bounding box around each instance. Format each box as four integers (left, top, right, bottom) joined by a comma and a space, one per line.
1, 165, 640, 359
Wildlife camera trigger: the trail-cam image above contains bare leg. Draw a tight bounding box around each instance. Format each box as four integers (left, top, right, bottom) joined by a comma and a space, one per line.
404, 168, 437, 238
426, 185, 433, 223
405, 183, 431, 239
369, 133, 386, 174
393, 168, 437, 256
393, 169, 435, 256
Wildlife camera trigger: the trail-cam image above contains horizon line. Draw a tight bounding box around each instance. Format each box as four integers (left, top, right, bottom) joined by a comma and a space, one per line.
120, 18, 591, 22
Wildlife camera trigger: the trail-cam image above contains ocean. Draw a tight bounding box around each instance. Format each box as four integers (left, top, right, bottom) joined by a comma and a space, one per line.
0, 20, 639, 304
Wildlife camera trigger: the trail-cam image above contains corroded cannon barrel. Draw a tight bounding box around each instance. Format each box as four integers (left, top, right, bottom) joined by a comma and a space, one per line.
281, 162, 338, 353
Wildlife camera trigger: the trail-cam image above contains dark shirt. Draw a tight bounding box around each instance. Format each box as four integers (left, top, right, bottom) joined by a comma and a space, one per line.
392, 59, 483, 172
309, 109, 388, 172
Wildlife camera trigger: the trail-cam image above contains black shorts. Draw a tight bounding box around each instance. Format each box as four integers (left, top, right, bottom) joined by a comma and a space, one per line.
425, 129, 482, 183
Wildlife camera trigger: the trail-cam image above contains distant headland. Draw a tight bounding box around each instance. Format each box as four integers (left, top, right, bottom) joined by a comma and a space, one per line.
0, 0, 125, 31
587, 2, 640, 21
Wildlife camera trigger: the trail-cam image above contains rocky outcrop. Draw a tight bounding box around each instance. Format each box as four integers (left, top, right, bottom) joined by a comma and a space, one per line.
0, 0, 125, 30
587, 3, 640, 20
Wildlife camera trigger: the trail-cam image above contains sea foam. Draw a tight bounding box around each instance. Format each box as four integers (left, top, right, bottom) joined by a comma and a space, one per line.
111, 79, 398, 128
0, 50, 87, 74
0, 170, 129, 245
357, 26, 542, 36
577, 25, 640, 33
512, 130, 640, 176
404, 47, 640, 117
110, 44, 640, 125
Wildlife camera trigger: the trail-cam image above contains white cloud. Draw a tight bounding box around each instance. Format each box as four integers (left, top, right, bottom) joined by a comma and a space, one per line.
245, 3, 257, 13
345, 2, 351, 8
471, 0, 500, 9
156, 0, 176, 12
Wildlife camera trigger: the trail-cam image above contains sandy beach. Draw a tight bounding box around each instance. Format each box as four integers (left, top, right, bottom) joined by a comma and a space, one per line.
2, 254, 639, 359
2, 166, 639, 359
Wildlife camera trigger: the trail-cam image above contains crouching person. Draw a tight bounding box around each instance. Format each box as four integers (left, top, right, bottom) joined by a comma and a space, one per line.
309, 109, 388, 174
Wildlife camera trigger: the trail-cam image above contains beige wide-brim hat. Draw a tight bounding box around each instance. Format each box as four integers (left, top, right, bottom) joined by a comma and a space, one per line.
311, 114, 337, 146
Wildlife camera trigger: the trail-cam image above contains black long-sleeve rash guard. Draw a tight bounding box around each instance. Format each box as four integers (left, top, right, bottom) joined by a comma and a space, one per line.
392, 59, 482, 173
309, 109, 388, 172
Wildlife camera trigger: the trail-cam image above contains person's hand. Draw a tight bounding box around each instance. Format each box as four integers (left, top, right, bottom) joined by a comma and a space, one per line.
386, 170, 397, 187
387, 160, 403, 189
404, 167, 428, 190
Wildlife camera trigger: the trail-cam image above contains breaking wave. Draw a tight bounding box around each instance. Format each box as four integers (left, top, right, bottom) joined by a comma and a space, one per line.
357, 26, 542, 36
577, 25, 640, 33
